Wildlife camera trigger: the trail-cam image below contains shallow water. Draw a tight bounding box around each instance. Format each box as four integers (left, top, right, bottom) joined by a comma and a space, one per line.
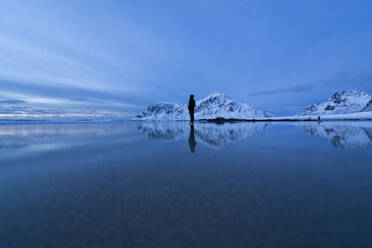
1, 121, 372, 247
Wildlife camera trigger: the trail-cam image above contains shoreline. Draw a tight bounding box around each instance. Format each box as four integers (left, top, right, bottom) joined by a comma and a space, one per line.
200, 117, 372, 123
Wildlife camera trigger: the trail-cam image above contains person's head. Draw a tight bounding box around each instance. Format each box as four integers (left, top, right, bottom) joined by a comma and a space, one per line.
190, 94, 194, 100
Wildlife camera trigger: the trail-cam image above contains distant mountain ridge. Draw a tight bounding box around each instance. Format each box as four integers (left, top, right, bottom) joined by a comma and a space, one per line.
134, 90, 372, 121
135, 93, 272, 120
297, 89, 372, 116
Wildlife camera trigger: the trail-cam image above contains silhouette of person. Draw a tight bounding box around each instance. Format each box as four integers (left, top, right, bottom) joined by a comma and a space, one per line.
188, 124, 196, 153
188, 94, 196, 123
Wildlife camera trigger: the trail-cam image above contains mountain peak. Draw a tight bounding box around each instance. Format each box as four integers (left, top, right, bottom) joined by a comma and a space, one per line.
204, 92, 228, 98
197, 92, 230, 102
331, 89, 368, 98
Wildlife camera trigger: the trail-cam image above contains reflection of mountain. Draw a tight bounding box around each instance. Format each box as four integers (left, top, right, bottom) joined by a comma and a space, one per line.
136, 122, 189, 141
297, 122, 372, 149
136, 122, 269, 148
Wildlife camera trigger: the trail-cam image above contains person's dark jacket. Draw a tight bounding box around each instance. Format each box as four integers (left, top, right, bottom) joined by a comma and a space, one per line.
188, 99, 195, 112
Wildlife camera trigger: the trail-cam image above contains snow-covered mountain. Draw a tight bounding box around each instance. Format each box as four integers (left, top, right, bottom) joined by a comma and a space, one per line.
135, 93, 272, 120
297, 89, 372, 116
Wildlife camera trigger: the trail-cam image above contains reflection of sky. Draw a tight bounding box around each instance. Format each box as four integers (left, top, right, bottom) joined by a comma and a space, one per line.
0, 123, 137, 160
1, 1, 372, 117
1, 123, 372, 247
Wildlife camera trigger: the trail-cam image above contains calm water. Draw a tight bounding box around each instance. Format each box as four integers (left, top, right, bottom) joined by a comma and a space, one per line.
1, 121, 372, 247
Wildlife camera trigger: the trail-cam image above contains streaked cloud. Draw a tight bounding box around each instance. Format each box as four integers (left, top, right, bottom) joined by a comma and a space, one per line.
248, 84, 316, 97
0, 100, 25, 104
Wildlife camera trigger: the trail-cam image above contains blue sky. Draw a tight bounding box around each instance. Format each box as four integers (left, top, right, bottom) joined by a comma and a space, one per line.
1, 0, 372, 117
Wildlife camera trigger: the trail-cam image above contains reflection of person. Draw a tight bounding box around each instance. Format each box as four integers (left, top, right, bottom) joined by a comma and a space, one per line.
188, 124, 196, 153
188, 94, 196, 123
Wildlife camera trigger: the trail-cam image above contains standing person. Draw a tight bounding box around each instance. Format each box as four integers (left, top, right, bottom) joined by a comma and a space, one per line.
188, 94, 196, 123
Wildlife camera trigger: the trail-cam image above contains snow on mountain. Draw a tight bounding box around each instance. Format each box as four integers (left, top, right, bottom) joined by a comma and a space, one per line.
134, 93, 272, 120
297, 89, 372, 116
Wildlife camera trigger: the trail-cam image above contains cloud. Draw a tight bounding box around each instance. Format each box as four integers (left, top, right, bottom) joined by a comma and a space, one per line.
0, 99, 132, 119
0, 79, 149, 118
248, 84, 316, 97
0, 99, 25, 104
0, 79, 144, 109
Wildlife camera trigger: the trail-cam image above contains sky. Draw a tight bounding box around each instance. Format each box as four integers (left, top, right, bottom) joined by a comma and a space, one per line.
1, 0, 372, 118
